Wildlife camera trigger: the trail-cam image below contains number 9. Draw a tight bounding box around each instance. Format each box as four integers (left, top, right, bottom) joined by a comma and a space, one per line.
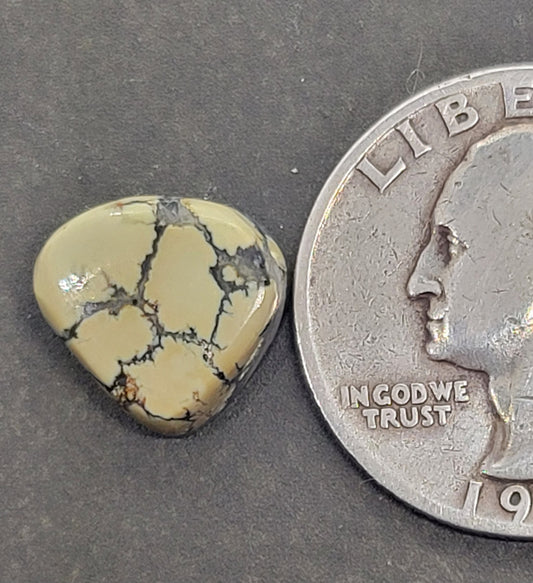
500, 485, 531, 524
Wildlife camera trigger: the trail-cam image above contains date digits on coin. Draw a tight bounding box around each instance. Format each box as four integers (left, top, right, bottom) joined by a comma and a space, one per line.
464, 481, 533, 525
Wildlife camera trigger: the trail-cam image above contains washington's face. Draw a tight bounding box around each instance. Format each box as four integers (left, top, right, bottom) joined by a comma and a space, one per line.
407, 151, 533, 375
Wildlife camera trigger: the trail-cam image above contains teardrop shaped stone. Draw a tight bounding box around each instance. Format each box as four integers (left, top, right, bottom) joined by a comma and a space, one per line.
33, 196, 286, 435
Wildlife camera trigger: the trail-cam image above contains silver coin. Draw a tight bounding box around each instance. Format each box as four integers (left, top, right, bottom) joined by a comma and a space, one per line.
294, 64, 533, 538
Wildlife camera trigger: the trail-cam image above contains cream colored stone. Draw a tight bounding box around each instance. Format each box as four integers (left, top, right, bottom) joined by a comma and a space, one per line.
182, 198, 262, 255
68, 305, 154, 387
222, 265, 244, 285
33, 197, 157, 334
123, 337, 220, 422
266, 235, 287, 271
212, 281, 279, 377
125, 403, 194, 436
144, 225, 223, 340
33, 195, 286, 435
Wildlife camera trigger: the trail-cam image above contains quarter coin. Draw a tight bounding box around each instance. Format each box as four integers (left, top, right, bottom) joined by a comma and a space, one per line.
294, 64, 533, 537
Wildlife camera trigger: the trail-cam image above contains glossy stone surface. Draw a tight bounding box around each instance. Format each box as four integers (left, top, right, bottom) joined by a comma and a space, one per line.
33, 196, 286, 435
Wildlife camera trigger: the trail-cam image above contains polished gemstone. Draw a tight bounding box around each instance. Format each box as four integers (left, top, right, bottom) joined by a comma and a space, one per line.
34, 196, 286, 435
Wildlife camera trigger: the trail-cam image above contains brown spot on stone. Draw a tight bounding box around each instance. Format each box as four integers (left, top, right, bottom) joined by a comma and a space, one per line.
115, 374, 143, 405
192, 391, 208, 406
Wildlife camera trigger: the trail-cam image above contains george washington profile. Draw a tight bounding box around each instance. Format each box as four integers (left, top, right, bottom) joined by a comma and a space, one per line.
407, 124, 533, 480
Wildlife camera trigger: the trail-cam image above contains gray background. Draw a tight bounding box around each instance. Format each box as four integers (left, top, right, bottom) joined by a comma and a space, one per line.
1, 2, 532, 582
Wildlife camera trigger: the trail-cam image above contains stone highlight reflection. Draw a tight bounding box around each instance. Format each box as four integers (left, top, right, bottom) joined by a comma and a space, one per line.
34, 196, 286, 435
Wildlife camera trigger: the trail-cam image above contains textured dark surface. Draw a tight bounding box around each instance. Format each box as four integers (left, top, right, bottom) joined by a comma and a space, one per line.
2, 2, 533, 582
